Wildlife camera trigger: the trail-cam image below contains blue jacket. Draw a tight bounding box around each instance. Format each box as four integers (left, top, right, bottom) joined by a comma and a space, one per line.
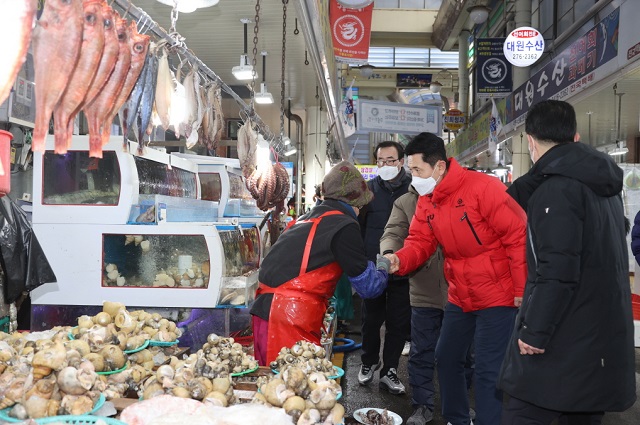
631, 210, 640, 266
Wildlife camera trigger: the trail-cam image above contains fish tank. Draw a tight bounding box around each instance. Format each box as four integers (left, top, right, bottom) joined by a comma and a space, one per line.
102, 233, 211, 289
42, 151, 121, 205
216, 226, 260, 307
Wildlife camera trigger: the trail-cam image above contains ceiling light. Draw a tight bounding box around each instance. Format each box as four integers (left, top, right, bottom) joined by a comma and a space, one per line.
468, 5, 491, 25
254, 83, 274, 104
156, 0, 219, 13
609, 146, 629, 156
284, 146, 297, 156
232, 20, 256, 81
253, 52, 273, 104
232, 55, 254, 81
359, 64, 375, 78
429, 81, 443, 93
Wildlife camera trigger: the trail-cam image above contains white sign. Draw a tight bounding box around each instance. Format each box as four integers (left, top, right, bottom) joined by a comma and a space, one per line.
337, 0, 374, 8
358, 100, 441, 135
504, 26, 545, 67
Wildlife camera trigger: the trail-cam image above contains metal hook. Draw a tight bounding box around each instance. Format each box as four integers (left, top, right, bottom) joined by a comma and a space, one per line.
122, 1, 132, 20
305, 50, 309, 66
294, 18, 299, 35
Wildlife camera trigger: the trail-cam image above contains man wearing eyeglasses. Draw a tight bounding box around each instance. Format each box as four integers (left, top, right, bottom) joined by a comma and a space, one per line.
357, 141, 412, 395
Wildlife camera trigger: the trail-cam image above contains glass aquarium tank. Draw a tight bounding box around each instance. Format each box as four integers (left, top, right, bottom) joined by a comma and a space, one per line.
199, 172, 222, 202
102, 234, 211, 289
42, 151, 121, 205
217, 226, 260, 307
134, 156, 197, 198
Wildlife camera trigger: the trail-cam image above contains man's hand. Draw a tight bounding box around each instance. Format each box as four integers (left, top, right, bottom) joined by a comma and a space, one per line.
376, 254, 391, 273
383, 253, 400, 273
518, 339, 545, 355
514, 297, 523, 307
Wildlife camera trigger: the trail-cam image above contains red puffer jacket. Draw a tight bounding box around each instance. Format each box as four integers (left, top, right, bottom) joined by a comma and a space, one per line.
396, 159, 527, 312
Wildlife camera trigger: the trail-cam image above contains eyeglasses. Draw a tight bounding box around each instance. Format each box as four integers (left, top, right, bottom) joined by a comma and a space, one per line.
376, 158, 399, 167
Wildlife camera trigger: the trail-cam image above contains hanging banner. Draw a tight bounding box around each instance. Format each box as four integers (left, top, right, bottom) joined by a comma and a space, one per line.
358, 100, 441, 135
476, 38, 512, 98
444, 109, 466, 132
329, 1, 374, 64
354, 165, 378, 181
503, 27, 545, 67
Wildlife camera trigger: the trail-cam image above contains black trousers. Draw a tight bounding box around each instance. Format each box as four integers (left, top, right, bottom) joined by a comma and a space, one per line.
502, 396, 604, 425
360, 277, 411, 375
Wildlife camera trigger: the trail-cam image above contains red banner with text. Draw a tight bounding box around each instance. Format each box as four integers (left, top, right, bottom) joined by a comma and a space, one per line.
329, 1, 374, 65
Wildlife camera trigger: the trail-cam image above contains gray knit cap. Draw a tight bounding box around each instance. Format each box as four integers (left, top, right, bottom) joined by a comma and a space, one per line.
322, 161, 374, 208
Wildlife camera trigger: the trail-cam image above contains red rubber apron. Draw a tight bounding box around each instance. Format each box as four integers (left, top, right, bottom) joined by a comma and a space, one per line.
256, 211, 344, 364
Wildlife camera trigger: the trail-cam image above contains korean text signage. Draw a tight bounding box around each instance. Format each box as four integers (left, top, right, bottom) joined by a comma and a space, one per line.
444, 109, 466, 132
505, 8, 619, 125
504, 27, 545, 67
476, 38, 512, 98
358, 100, 441, 135
355, 165, 378, 181
330, 1, 374, 64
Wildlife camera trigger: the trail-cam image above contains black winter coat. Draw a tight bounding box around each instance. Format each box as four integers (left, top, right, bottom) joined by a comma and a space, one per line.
499, 142, 636, 412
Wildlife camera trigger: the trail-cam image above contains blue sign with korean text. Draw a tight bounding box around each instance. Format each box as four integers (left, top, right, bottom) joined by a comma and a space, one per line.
505, 8, 619, 125
476, 38, 512, 97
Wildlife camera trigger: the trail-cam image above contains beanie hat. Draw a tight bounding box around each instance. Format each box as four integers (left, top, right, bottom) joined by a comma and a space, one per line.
322, 161, 374, 208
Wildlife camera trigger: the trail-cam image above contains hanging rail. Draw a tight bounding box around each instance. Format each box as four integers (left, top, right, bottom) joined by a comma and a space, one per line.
110, 0, 276, 143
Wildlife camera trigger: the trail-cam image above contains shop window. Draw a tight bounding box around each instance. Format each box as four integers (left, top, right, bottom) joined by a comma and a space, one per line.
102, 234, 210, 288
42, 151, 121, 205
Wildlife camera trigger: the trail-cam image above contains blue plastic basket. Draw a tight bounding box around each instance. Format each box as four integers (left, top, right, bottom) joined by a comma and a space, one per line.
96, 362, 129, 376
124, 339, 150, 354
148, 339, 179, 347
36, 415, 127, 425
230, 364, 259, 377
272, 365, 344, 380
0, 394, 105, 423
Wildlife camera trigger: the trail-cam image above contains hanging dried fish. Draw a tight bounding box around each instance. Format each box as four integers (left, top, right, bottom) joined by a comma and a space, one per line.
32, 0, 84, 152
210, 82, 224, 149
102, 21, 150, 147
136, 46, 159, 154
53, 0, 105, 154
122, 43, 155, 151
0, 0, 36, 106
186, 72, 206, 149
154, 48, 173, 131
83, 16, 131, 158
180, 66, 197, 140
237, 120, 257, 179
83, 2, 119, 106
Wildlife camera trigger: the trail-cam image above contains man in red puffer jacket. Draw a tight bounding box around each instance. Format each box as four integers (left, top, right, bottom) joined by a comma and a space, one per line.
385, 133, 527, 425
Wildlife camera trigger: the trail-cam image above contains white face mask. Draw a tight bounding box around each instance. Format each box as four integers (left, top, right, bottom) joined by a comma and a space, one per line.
412, 166, 441, 196
377, 165, 400, 181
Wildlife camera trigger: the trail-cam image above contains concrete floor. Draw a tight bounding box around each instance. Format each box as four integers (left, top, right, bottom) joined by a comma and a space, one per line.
337, 296, 640, 425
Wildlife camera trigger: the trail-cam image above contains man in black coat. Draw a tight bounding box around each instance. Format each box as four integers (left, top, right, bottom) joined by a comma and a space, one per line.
499, 100, 636, 424
358, 141, 412, 395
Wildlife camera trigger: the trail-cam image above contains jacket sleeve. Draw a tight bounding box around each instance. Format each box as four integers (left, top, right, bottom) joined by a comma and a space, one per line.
631, 210, 640, 265
519, 178, 584, 349
380, 196, 410, 255
478, 177, 528, 297
395, 196, 438, 276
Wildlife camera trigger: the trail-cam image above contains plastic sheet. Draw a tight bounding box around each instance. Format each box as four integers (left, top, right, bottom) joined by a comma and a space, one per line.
0, 196, 56, 303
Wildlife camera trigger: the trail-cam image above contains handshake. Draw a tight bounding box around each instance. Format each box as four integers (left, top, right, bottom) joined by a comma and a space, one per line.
376, 253, 400, 274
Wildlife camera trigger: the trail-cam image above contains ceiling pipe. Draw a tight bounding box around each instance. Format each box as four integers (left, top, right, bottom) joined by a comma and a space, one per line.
286, 101, 304, 216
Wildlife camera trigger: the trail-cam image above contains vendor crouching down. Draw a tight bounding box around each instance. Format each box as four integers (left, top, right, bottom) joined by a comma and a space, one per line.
251, 161, 392, 365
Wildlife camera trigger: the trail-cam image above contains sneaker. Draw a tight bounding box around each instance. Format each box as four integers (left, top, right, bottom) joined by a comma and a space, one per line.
358, 361, 381, 385
402, 341, 411, 356
407, 405, 433, 425
379, 368, 406, 394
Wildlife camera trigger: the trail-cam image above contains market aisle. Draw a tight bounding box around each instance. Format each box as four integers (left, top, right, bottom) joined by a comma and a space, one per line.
338, 294, 640, 425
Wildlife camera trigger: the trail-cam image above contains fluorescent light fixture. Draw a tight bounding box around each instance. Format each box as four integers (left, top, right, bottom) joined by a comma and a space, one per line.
609, 146, 629, 156
156, 0, 219, 13
284, 147, 297, 156
232, 55, 254, 80
254, 82, 274, 104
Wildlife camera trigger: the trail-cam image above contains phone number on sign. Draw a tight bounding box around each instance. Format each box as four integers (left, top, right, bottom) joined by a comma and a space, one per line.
509, 53, 540, 60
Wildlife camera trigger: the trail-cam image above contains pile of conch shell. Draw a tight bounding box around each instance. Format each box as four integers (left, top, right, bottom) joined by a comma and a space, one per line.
253, 364, 343, 425
70, 301, 182, 356
270, 341, 334, 378
0, 330, 104, 420
137, 333, 258, 406
199, 333, 258, 375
